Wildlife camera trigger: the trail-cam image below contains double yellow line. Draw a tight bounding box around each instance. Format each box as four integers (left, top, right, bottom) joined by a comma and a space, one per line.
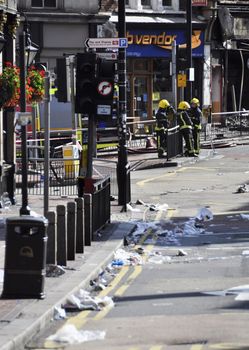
44, 208, 173, 348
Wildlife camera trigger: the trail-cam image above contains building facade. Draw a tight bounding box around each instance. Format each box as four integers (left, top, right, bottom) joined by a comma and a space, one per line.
17, 0, 109, 70
0, 0, 19, 205
209, 0, 249, 117
101, 0, 209, 133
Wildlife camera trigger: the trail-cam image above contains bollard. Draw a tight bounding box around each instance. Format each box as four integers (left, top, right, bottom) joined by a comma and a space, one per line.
67, 201, 76, 260
84, 193, 92, 246
46, 211, 56, 265
75, 197, 84, 253
56, 205, 67, 266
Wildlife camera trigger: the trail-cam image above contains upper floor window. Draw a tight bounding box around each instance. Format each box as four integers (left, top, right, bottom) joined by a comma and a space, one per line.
31, 0, 56, 8
141, 0, 151, 6
162, 0, 172, 5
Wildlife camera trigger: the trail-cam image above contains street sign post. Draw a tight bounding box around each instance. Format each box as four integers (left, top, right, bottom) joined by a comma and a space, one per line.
85, 38, 128, 49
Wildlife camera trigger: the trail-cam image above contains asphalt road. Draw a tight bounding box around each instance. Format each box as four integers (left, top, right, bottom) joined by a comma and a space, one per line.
26, 145, 249, 350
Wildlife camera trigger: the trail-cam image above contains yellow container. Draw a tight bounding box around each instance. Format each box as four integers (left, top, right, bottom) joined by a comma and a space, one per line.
63, 145, 79, 178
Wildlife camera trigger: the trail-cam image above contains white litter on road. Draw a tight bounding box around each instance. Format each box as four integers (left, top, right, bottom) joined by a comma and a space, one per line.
63, 289, 114, 311
112, 248, 143, 266
195, 207, 213, 221
203, 284, 249, 300
240, 213, 249, 220
47, 324, 106, 344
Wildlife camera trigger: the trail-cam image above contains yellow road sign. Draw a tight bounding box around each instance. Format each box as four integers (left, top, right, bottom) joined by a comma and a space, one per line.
178, 73, 187, 87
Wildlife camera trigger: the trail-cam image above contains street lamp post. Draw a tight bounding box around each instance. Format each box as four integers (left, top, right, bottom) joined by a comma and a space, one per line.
18, 22, 38, 216
19, 31, 30, 215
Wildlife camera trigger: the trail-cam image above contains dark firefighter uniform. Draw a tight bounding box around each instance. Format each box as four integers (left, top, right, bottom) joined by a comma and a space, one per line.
155, 99, 176, 158
177, 101, 197, 157
189, 97, 202, 155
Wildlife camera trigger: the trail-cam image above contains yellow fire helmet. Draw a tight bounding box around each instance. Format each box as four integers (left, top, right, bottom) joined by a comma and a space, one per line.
159, 99, 170, 109
190, 97, 200, 106
178, 101, 190, 110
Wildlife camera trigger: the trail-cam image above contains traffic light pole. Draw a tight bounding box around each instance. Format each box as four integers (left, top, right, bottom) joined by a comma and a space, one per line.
117, 0, 130, 209
186, 0, 192, 101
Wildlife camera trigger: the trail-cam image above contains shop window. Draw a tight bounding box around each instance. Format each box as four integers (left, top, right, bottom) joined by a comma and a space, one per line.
153, 59, 172, 112
134, 60, 149, 72
31, 0, 57, 7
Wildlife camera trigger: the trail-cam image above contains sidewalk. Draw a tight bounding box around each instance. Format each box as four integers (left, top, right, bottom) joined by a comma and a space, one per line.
0, 146, 215, 350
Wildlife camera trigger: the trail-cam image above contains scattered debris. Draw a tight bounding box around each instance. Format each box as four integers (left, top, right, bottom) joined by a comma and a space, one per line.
46, 265, 66, 277
242, 250, 249, 256
177, 249, 188, 256
112, 248, 143, 266
46, 324, 106, 344
203, 284, 249, 301
240, 213, 249, 220
135, 247, 145, 255
236, 184, 249, 193
147, 252, 171, 264
126, 203, 141, 212
62, 289, 114, 311
195, 207, 213, 222
0, 192, 12, 211
54, 306, 67, 320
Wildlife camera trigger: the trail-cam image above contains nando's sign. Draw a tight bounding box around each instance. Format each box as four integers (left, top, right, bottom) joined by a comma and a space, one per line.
126, 30, 204, 58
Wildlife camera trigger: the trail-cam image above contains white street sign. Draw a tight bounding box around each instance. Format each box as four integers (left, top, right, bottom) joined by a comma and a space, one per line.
85, 38, 128, 49
97, 52, 118, 60
97, 105, 111, 115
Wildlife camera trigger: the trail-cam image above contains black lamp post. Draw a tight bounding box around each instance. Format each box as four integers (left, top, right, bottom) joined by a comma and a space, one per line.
18, 21, 38, 216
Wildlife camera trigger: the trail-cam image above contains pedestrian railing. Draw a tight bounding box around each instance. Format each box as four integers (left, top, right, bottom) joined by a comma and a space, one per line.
15, 157, 117, 198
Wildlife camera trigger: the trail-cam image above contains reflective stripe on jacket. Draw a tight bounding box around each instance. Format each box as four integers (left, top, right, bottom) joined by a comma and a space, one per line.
178, 111, 193, 130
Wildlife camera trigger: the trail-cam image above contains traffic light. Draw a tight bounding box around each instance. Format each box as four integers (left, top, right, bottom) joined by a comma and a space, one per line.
176, 45, 187, 72
95, 58, 115, 117
75, 52, 96, 114
54, 57, 70, 102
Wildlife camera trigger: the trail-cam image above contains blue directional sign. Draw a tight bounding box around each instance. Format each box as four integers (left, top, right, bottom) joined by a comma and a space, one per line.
119, 38, 128, 48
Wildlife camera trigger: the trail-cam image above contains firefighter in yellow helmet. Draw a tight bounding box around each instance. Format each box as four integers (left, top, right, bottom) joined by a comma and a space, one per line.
155, 99, 176, 158
177, 101, 197, 157
189, 97, 202, 155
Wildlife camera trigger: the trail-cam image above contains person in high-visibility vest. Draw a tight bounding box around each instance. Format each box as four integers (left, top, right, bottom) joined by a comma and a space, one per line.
155, 99, 176, 158
189, 97, 202, 155
177, 101, 197, 157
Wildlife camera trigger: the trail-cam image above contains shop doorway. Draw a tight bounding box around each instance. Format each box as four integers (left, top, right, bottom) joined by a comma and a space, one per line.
127, 59, 153, 135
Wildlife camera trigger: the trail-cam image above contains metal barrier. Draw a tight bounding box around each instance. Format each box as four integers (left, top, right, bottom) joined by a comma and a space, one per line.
91, 176, 111, 237
166, 125, 183, 160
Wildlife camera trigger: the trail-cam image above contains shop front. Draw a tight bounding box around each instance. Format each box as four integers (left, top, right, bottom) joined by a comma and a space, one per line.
125, 27, 205, 135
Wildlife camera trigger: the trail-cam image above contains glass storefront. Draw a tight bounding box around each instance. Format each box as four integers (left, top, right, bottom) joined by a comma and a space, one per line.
127, 58, 173, 135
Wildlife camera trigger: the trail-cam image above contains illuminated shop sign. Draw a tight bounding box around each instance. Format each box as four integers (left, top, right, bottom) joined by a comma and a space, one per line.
126, 29, 204, 58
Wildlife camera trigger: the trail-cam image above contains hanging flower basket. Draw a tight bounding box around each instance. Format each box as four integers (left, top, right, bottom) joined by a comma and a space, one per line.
26, 65, 45, 104
0, 62, 20, 109
0, 62, 45, 109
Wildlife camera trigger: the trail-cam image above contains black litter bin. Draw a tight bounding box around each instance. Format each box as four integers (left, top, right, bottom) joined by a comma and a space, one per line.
2, 216, 48, 299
